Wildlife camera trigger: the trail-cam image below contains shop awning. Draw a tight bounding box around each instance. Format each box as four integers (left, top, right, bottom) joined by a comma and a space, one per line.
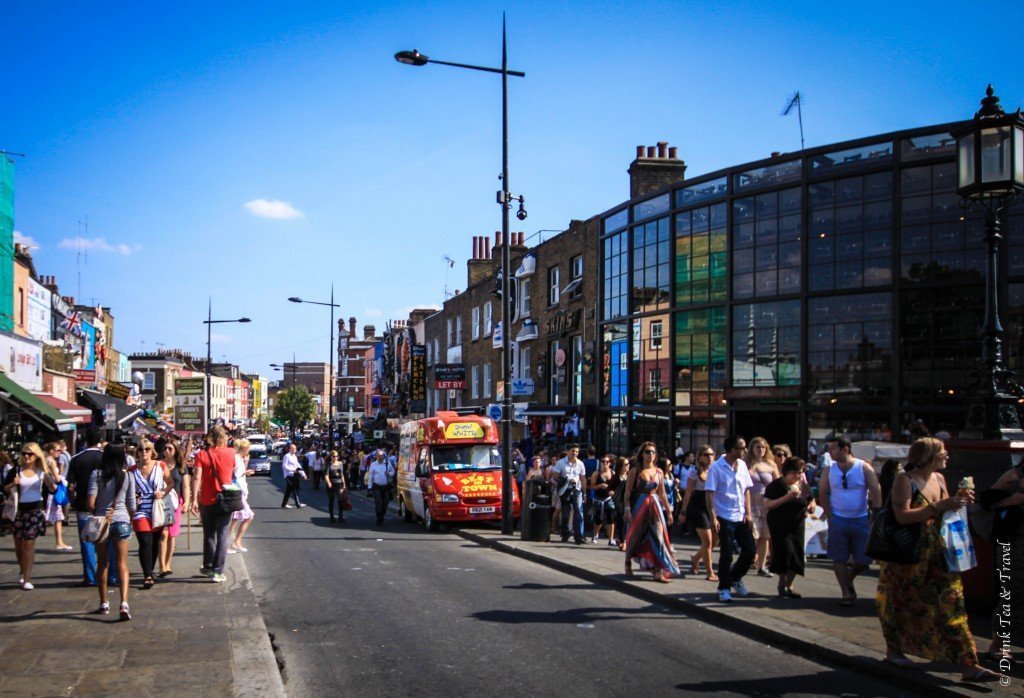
0, 373, 77, 433
78, 390, 144, 427
33, 393, 93, 425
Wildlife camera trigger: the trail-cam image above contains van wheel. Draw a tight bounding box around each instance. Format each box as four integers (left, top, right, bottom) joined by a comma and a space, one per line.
399, 498, 413, 523
424, 506, 439, 532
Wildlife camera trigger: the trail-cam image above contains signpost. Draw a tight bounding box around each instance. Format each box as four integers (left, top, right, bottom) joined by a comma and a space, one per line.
487, 403, 503, 423
174, 377, 207, 433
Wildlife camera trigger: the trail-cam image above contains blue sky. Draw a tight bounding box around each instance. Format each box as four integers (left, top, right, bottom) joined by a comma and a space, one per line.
1, 1, 1021, 379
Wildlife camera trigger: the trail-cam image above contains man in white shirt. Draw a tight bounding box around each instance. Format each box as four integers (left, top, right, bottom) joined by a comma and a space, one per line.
307, 448, 324, 491
367, 450, 395, 525
705, 435, 755, 602
280, 444, 306, 509
552, 444, 588, 544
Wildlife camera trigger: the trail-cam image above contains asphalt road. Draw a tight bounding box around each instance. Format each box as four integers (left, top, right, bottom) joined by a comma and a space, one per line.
241, 467, 922, 697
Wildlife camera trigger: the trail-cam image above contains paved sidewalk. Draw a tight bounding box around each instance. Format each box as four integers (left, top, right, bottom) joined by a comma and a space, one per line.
0, 523, 284, 698
452, 524, 1023, 697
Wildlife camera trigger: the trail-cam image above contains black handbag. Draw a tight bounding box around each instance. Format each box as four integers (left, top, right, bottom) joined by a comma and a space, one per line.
866, 484, 924, 564
208, 449, 244, 515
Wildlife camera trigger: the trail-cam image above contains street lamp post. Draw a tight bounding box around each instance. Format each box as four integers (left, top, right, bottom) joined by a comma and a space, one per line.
288, 288, 340, 453
202, 298, 251, 429
396, 17, 526, 535
952, 85, 1024, 440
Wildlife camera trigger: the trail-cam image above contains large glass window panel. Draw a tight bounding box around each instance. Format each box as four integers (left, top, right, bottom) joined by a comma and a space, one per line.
676, 176, 728, 208
632, 217, 670, 312
732, 300, 801, 387
901, 132, 956, 162
734, 160, 801, 192
811, 141, 894, 174
602, 322, 629, 407
676, 205, 727, 305
632, 315, 671, 404
604, 209, 628, 234
602, 232, 628, 320
808, 293, 892, 406
674, 307, 727, 410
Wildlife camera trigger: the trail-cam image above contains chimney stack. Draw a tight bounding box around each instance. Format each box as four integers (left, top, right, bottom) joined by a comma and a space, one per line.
628, 141, 687, 199
349, 317, 357, 338
469, 234, 499, 288
364, 325, 376, 341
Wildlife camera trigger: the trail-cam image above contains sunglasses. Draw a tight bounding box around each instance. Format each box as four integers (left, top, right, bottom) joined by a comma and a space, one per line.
20, 451, 33, 456
774, 451, 787, 457
841, 471, 848, 489
644, 449, 657, 455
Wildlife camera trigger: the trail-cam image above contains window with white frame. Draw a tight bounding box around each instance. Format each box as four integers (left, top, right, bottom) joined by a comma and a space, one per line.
520, 278, 532, 316
651, 320, 664, 350
548, 266, 560, 306
447, 319, 454, 347
143, 372, 155, 390
483, 302, 492, 336
519, 346, 531, 379
434, 338, 440, 362
570, 254, 583, 298
471, 365, 480, 399
426, 342, 432, 365
456, 316, 463, 344
483, 363, 491, 398
472, 306, 481, 340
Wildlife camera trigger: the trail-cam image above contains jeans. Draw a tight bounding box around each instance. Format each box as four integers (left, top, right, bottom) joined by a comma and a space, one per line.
312, 470, 323, 490
561, 489, 585, 541
199, 504, 232, 574
327, 488, 346, 520
135, 529, 162, 579
716, 517, 756, 591
281, 475, 302, 507
371, 485, 389, 524
76, 512, 119, 585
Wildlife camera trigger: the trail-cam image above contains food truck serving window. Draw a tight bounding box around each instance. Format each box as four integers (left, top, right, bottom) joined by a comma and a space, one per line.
431, 445, 501, 472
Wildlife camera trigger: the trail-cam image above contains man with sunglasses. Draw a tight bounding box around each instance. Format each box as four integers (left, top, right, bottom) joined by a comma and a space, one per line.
705, 436, 755, 602
819, 436, 882, 606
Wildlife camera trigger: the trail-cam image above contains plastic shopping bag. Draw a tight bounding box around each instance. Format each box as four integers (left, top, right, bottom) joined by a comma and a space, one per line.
941, 507, 977, 573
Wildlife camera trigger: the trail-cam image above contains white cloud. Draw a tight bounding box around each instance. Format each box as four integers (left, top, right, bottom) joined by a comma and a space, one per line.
13, 230, 39, 250
57, 236, 140, 256
244, 198, 304, 220
364, 308, 384, 318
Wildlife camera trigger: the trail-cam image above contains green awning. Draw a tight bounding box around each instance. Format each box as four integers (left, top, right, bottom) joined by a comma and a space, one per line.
0, 372, 77, 432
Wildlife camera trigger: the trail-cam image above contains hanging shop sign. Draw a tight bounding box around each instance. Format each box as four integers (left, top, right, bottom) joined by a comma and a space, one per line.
410, 344, 426, 413
434, 363, 466, 390
545, 308, 581, 338
0, 331, 43, 391
173, 377, 207, 433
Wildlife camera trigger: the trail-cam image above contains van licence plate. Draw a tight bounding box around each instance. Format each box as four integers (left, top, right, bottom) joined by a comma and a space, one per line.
470, 506, 496, 514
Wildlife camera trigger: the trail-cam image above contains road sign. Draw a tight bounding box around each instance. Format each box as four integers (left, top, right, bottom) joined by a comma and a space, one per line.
487, 403, 503, 422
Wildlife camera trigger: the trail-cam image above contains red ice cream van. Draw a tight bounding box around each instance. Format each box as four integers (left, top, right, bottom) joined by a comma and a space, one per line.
395, 411, 520, 531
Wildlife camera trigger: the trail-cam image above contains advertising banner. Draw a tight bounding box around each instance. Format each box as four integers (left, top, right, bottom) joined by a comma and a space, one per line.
174, 377, 207, 433
434, 363, 465, 390
0, 331, 42, 391
410, 344, 426, 413
26, 278, 51, 342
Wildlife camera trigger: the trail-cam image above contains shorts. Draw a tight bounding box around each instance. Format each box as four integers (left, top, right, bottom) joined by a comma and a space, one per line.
110, 521, 133, 541
827, 514, 872, 566
12, 507, 46, 540
593, 498, 616, 525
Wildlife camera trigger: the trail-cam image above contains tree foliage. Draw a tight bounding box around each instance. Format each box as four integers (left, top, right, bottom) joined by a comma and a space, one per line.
274, 386, 316, 431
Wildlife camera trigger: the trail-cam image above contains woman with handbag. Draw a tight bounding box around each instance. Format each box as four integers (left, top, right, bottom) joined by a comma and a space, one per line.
157, 439, 189, 578
228, 439, 256, 551
3, 443, 58, 590
129, 441, 174, 590
875, 437, 999, 682
87, 444, 136, 620
679, 446, 719, 581
190, 425, 237, 583
324, 450, 348, 524
44, 442, 73, 552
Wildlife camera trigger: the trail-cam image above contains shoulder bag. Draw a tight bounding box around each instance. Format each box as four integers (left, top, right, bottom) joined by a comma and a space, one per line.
81, 514, 109, 543
208, 450, 244, 515
865, 481, 925, 564
2, 467, 19, 524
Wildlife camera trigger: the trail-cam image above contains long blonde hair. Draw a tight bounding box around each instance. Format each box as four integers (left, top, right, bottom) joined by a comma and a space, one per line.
905, 437, 944, 472
746, 436, 773, 466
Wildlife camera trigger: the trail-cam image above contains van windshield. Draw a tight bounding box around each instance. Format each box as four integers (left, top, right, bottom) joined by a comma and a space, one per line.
431, 445, 501, 472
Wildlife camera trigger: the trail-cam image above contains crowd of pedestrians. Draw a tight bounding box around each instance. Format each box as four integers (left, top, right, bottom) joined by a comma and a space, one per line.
1, 424, 260, 622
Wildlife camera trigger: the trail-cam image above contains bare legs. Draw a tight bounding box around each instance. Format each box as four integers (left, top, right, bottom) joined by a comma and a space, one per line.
14, 537, 35, 584
96, 538, 129, 607
692, 527, 717, 580
755, 534, 771, 573
229, 518, 253, 549
159, 528, 176, 574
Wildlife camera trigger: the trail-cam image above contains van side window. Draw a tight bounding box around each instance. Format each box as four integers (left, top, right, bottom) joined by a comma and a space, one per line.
417, 447, 430, 477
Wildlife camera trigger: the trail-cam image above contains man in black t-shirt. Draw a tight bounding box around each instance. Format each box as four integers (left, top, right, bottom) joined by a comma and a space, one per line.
66, 428, 111, 587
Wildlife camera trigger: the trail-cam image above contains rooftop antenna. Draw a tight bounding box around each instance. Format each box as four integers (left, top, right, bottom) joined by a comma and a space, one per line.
782, 91, 805, 151
76, 218, 89, 300
443, 255, 455, 300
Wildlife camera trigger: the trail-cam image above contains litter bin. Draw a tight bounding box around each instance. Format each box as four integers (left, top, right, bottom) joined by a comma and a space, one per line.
520, 478, 552, 542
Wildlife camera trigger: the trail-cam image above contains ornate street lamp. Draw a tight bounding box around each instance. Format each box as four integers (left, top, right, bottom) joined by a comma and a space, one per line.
952, 85, 1024, 439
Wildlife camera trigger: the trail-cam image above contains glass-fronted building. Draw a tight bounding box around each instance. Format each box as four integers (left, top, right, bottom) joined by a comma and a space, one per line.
599, 122, 1024, 455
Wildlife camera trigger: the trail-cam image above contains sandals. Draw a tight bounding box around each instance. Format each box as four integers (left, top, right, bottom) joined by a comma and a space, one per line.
653, 574, 670, 584
705, 574, 719, 582
962, 666, 1000, 683
690, 554, 700, 576
142, 578, 155, 590
158, 570, 172, 578
624, 564, 635, 578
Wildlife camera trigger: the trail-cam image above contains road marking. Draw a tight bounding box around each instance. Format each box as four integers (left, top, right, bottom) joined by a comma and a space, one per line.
351, 567, 362, 571
577, 624, 595, 629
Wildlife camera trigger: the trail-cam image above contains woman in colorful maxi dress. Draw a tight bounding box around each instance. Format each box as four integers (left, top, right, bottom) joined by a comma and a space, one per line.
623, 442, 681, 583
875, 437, 999, 682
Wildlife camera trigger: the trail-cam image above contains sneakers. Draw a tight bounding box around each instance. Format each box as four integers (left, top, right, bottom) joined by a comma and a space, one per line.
199, 567, 215, 578
283, 504, 294, 509
227, 548, 237, 555
757, 568, 773, 578
592, 536, 600, 544
718, 589, 733, 602
94, 602, 110, 615
211, 573, 227, 583
119, 602, 131, 621
298, 503, 307, 508
731, 580, 749, 597
21, 582, 34, 591
608, 538, 618, 547
233, 546, 248, 552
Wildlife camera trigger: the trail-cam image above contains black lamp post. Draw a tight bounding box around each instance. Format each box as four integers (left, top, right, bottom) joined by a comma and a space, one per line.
203, 299, 251, 428
952, 85, 1024, 440
289, 289, 340, 453
395, 18, 526, 535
